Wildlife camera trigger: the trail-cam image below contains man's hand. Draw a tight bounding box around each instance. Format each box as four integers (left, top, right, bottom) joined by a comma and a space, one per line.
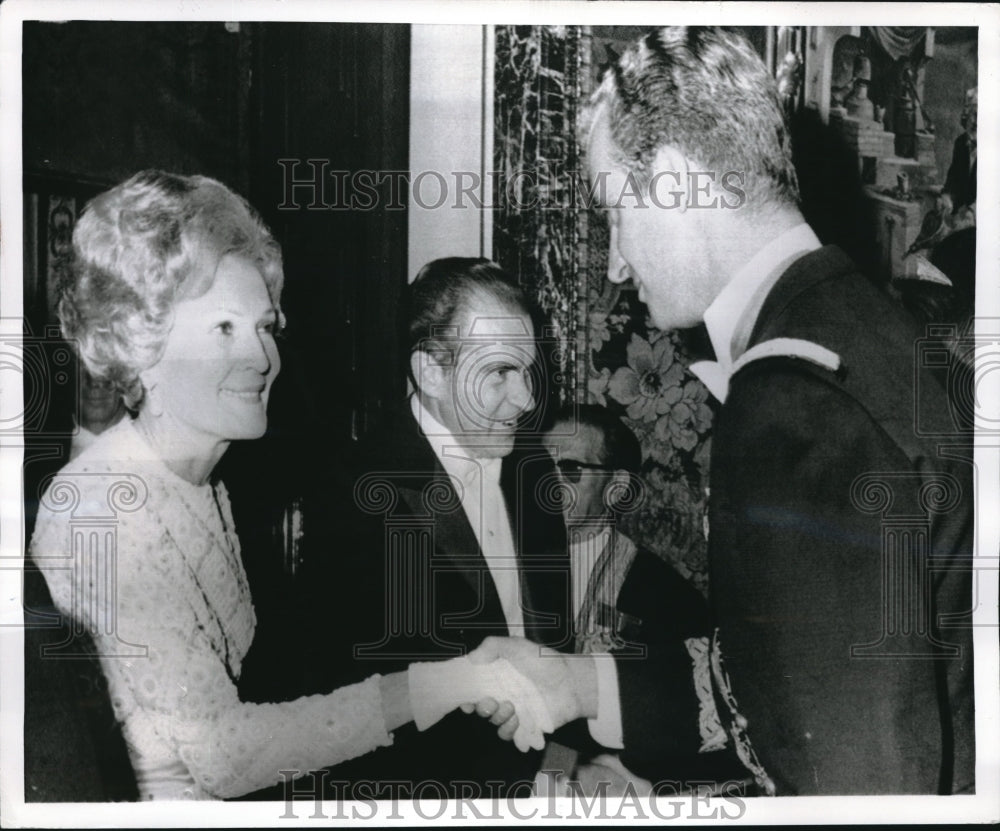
409, 655, 552, 751
461, 698, 521, 744
576, 755, 653, 798
468, 636, 599, 729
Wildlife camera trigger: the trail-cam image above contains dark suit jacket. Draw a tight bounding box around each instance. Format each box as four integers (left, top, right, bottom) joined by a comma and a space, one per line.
298, 405, 571, 796
682, 245, 974, 795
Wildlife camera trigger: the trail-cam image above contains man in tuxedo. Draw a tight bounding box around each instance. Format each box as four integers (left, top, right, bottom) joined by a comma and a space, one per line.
303, 258, 579, 796
538, 405, 743, 791
483, 27, 974, 796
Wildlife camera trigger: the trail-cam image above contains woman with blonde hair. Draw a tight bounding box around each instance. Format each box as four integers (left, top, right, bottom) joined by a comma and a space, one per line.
30, 170, 540, 800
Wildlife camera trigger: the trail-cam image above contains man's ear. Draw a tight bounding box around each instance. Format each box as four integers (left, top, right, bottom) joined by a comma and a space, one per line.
410, 349, 449, 400
650, 143, 691, 214
605, 469, 632, 511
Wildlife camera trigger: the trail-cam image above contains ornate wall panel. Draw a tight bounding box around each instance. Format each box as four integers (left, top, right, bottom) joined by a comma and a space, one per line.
493, 25, 587, 407
493, 25, 714, 592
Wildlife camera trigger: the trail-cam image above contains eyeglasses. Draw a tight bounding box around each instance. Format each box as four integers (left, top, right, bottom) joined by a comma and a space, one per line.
555, 459, 616, 483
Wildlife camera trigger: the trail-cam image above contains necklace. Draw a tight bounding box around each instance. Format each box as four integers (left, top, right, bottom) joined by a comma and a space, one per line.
155, 473, 253, 685
117, 419, 253, 683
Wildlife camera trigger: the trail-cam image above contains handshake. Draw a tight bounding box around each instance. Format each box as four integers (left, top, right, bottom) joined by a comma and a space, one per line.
407, 637, 598, 752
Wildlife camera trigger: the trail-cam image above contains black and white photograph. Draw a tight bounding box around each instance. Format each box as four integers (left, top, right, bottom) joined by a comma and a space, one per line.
1, 1, 998, 826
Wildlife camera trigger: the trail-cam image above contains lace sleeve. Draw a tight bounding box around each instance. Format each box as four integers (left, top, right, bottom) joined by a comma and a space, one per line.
31, 482, 394, 800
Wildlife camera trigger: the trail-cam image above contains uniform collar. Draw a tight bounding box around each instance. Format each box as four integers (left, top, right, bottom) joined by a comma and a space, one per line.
691, 223, 821, 402
703, 222, 821, 368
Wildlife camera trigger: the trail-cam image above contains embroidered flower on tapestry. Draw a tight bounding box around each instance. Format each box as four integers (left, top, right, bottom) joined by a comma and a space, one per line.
608, 333, 686, 423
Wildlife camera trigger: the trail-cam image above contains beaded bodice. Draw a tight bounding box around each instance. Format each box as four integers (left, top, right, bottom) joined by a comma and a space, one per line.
31, 418, 392, 799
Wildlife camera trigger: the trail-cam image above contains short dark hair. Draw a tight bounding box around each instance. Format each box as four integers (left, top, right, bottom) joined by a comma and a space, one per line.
585, 26, 799, 210
405, 257, 530, 363
552, 404, 642, 474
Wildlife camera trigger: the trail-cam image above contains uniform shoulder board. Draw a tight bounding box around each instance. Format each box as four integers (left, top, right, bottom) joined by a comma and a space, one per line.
733, 337, 843, 378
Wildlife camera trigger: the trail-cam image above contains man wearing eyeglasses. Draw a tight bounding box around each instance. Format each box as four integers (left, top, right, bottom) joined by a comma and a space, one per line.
537, 404, 742, 791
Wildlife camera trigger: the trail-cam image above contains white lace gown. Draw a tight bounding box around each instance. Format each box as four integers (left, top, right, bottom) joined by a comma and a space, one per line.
30, 418, 393, 800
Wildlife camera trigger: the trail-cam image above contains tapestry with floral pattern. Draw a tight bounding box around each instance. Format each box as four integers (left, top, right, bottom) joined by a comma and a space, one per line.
493, 24, 715, 594
584, 263, 717, 595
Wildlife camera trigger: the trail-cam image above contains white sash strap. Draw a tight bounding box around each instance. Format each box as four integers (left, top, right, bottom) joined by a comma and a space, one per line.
732, 337, 841, 376
691, 338, 842, 404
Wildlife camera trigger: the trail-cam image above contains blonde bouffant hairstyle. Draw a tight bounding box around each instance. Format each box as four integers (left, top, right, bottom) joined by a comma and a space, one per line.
60, 170, 284, 410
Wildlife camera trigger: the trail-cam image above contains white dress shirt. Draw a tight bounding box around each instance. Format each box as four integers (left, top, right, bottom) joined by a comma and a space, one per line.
413, 395, 624, 745
690, 223, 822, 402
411, 394, 525, 635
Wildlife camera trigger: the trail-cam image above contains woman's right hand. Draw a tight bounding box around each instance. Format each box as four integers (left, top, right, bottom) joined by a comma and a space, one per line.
468, 636, 598, 728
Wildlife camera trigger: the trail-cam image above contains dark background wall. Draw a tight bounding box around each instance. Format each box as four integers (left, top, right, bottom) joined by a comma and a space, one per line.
23, 20, 410, 448
21, 20, 410, 801
23, 22, 252, 189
